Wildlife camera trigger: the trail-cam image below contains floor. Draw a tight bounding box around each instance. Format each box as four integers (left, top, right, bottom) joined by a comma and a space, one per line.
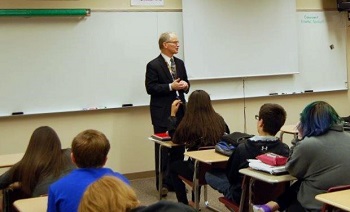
130, 177, 229, 212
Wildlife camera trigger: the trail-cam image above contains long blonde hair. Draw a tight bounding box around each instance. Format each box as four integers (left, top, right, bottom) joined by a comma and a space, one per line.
78, 176, 139, 212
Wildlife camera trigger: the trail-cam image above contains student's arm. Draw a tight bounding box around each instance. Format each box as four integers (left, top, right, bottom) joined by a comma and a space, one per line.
167, 116, 177, 138
47, 187, 57, 212
286, 140, 313, 178
0, 171, 13, 190
167, 99, 182, 138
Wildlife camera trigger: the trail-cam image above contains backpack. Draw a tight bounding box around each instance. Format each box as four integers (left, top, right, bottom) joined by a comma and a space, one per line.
215, 132, 254, 156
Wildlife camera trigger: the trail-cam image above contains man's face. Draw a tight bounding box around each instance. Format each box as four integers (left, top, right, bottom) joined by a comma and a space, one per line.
164, 34, 179, 55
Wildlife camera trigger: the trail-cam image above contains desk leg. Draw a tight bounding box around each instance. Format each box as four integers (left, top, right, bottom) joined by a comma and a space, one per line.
158, 145, 163, 200
193, 160, 200, 210
239, 176, 250, 212
293, 133, 298, 140
248, 178, 254, 212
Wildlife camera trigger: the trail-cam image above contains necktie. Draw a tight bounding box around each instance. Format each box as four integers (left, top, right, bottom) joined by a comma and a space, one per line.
170, 58, 177, 79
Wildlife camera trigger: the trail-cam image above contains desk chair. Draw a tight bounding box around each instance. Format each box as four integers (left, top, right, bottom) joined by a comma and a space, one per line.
218, 175, 288, 212
3, 183, 25, 212
218, 197, 239, 212
218, 175, 249, 212
178, 146, 215, 210
321, 185, 350, 212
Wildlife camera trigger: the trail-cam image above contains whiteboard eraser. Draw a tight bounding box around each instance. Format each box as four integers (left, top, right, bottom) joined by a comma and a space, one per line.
122, 104, 133, 107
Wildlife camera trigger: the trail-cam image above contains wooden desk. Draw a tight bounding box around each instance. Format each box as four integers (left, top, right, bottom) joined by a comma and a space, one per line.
315, 189, 350, 211
0, 153, 24, 168
13, 196, 47, 212
279, 124, 298, 142
184, 149, 229, 210
148, 137, 180, 200
239, 168, 296, 211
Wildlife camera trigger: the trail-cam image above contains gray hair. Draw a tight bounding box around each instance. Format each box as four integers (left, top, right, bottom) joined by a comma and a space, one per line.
158, 32, 176, 49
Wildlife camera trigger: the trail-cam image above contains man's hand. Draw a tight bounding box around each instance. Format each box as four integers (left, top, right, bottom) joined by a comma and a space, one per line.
171, 78, 188, 91
179, 80, 189, 91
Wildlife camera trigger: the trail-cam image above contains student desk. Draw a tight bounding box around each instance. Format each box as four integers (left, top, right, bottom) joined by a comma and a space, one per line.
239, 168, 297, 211
184, 149, 229, 211
148, 137, 180, 200
279, 124, 298, 142
0, 153, 24, 168
13, 196, 47, 212
315, 189, 350, 211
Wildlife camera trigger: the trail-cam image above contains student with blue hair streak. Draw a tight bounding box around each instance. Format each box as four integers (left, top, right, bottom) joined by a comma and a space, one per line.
254, 101, 350, 212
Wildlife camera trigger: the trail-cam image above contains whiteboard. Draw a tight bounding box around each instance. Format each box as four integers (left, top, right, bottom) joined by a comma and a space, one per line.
189, 11, 348, 100
0, 10, 347, 116
0, 12, 184, 116
182, 0, 299, 80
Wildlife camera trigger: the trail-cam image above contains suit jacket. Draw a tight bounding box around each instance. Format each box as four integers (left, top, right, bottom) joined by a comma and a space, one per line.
145, 54, 190, 128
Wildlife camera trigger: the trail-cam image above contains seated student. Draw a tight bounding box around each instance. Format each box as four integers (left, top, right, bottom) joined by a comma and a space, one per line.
254, 101, 350, 212
168, 90, 230, 206
78, 176, 195, 212
47, 129, 129, 212
0, 126, 75, 198
205, 103, 290, 204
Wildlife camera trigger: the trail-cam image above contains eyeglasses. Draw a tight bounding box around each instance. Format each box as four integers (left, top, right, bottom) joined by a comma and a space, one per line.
166, 41, 180, 45
255, 115, 259, 120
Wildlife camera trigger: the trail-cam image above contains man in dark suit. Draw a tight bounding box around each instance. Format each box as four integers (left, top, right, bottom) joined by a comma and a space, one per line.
145, 32, 190, 196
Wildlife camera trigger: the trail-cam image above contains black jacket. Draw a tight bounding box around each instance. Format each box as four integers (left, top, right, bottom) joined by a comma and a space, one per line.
226, 136, 290, 203
145, 55, 190, 128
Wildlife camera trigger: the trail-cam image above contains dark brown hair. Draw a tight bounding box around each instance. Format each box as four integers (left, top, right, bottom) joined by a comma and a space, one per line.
258, 103, 286, 135
9, 126, 70, 196
173, 90, 227, 148
71, 129, 110, 168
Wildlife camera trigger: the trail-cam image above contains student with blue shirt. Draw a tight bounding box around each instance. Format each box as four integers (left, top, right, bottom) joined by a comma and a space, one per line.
47, 129, 129, 212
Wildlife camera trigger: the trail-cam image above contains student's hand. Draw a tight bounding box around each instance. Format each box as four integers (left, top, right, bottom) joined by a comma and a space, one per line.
171, 99, 182, 116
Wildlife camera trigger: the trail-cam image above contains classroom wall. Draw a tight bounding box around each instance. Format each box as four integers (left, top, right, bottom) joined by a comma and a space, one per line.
0, 0, 349, 176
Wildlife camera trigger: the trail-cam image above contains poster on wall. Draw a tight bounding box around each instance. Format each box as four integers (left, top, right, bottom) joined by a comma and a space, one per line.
131, 0, 164, 6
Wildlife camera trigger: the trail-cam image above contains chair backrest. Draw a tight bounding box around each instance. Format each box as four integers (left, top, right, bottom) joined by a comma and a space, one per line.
218, 175, 249, 212
218, 196, 239, 212
321, 185, 350, 212
218, 175, 288, 212
198, 146, 215, 151
3, 187, 27, 212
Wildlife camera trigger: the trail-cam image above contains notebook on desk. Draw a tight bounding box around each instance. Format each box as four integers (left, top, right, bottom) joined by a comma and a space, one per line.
248, 159, 288, 175
151, 132, 171, 141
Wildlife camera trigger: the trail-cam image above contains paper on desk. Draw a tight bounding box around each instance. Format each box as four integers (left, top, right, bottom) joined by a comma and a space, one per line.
248, 159, 287, 175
